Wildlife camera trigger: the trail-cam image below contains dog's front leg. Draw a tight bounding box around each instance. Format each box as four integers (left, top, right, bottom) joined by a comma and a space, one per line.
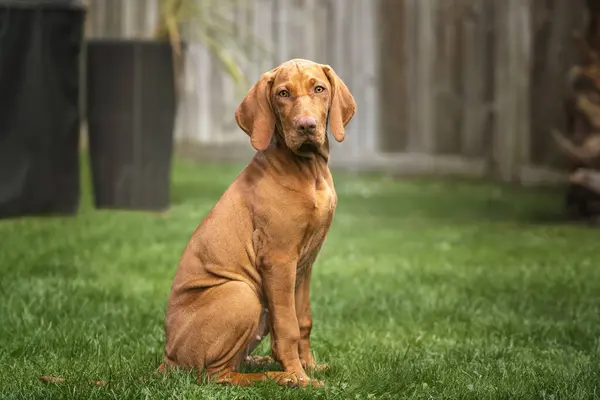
260, 256, 311, 384
295, 267, 327, 372
295, 267, 316, 370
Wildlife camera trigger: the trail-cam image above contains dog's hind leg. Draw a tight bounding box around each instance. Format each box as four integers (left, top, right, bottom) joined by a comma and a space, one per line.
165, 281, 321, 387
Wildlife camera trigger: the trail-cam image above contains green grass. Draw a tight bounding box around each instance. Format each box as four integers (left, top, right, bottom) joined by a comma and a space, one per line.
1, 157, 599, 399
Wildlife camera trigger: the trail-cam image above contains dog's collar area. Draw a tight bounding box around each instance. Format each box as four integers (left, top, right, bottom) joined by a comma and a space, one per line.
297, 142, 318, 153
293, 142, 319, 159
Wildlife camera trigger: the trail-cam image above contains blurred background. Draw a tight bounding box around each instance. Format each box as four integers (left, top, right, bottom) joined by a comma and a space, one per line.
2, 0, 599, 217
3, 1, 600, 397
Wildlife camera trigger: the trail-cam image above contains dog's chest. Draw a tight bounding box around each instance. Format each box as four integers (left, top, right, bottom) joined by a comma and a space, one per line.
310, 176, 336, 219
297, 177, 337, 274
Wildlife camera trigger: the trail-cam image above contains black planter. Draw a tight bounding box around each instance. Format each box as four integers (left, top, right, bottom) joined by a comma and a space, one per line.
0, 1, 85, 218
86, 39, 176, 211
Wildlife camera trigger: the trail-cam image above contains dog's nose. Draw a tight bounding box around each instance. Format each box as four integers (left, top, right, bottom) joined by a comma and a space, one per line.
295, 116, 317, 133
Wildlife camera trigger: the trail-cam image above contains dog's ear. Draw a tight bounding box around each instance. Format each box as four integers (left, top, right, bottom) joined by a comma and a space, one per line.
322, 65, 356, 142
235, 68, 279, 151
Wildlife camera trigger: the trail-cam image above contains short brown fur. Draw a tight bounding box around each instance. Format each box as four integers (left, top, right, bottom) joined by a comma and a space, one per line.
163, 59, 356, 387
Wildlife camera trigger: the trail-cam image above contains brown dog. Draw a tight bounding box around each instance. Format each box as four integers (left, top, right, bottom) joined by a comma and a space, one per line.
161, 59, 356, 387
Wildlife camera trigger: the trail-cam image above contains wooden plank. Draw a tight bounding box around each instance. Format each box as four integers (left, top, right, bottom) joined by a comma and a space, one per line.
361, 0, 379, 156
105, 0, 123, 38
252, 0, 276, 75
348, 0, 362, 161
408, 0, 436, 153
91, 0, 109, 38
492, 0, 532, 182
327, 0, 350, 162
220, 0, 244, 141
210, 64, 228, 142
405, 0, 418, 152
434, 0, 463, 155
284, 0, 316, 61
175, 45, 202, 141
313, 0, 329, 64
122, 0, 137, 39
329, 0, 348, 72
234, 0, 251, 80
285, 0, 303, 59
86, 0, 158, 39
492, 0, 513, 181
377, 0, 409, 153
461, 0, 489, 157
196, 43, 213, 142
273, 0, 289, 63
514, 0, 534, 180
529, 0, 587, 168
481, 0, 496, 173
141, 0, 159, 38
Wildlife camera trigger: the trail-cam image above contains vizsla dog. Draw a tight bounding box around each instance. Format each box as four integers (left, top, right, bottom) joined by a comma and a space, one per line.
161, 59, 355, 387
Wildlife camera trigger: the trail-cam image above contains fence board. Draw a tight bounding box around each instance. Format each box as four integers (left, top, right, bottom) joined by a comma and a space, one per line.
461, 0, 490, 158
327, 0, 351, 162
377, 0, 408, 153
492, 0, 532, 182
360, 0, 379, 156
348, 0, 363, 161
314, 0, 329, 64
435, 0, 463, 155
84, 0, 589, 185
274, 0, 290, 64
86, 0, 157, 38
529, 0, 587, 168
253, 0, 276, 76
409, 0, 436, 153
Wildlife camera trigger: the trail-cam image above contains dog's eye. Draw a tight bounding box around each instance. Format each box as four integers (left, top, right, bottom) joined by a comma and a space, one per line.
278, 89, 290, 97
314, 86, 325, 93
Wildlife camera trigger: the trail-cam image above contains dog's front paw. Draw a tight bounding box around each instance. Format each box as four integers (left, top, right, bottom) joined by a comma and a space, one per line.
300, 353, 328, 372
305, 362, 329, 372
296, 376, 325, 388
274, 373, 324, 388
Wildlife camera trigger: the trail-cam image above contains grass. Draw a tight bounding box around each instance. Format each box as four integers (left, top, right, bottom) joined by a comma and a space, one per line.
1, 156, 599, 399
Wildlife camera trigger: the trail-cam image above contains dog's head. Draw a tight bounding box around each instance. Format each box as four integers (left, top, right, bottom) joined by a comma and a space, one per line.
235, 59, 356, 156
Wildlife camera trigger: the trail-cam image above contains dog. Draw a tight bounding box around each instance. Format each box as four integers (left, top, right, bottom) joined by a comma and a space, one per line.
160, 58, 356, 387
39, 58, 355, 389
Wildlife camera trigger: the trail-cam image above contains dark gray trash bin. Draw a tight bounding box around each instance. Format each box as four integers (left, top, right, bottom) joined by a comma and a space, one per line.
86, 40, 176, 212
0, 0, 85, 218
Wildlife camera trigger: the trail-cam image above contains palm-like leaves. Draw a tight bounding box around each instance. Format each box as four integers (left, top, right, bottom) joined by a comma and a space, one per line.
156, 0, 269, 92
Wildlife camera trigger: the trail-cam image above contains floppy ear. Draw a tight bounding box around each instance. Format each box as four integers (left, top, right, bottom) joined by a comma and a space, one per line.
322, 65, 356, 142
235, 68, 279, 151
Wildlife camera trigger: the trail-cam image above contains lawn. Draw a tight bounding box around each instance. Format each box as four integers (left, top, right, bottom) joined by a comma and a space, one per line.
1, 157, 599, 399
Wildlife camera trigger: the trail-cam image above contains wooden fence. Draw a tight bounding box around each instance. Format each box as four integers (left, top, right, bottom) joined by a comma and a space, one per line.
84, 0, 588, 185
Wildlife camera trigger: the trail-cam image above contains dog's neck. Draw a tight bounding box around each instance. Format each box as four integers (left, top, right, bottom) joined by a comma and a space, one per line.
258, 131, 331, 182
